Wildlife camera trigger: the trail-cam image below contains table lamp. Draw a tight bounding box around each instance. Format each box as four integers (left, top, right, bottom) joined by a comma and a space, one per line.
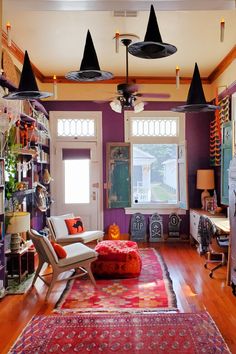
196, 169, 215, 209
6, 212, 30, 252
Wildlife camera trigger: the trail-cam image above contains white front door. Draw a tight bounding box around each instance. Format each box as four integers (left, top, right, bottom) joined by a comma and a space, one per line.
51, 141, 101, 230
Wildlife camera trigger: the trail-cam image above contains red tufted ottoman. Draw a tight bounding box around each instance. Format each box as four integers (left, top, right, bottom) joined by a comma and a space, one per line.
91, 240, 142, 278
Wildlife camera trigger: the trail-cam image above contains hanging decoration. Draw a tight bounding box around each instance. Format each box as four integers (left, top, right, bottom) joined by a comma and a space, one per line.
53, 75, 58, 99
128, 4, 177, 59
3, 50, 53, 100
6, 22, 11, 47
42, 168, 52, 185
115, 31, 120, 53
210, 93, 230, 166
220, 18, 225, 42
172, 63, 220, 112
65, 30, 113, 82
175, 66, 180, 89
17, 160, 32, 182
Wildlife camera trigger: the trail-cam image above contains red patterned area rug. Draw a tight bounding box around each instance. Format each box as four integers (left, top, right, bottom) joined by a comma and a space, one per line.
55, 248, 177, 312
9, 312, 231, 354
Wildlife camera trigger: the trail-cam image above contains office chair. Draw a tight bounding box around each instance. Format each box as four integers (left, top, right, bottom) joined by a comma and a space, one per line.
203, 217, 229, 278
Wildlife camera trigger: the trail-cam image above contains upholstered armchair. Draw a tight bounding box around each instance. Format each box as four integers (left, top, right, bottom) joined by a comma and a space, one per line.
28, 229, 98, 301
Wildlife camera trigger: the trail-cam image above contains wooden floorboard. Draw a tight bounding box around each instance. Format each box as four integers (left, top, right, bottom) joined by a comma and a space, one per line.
0, 242, 235, 353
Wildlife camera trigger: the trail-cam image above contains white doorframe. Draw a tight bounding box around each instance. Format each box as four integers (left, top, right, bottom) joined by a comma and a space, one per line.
49, 111, 103, 230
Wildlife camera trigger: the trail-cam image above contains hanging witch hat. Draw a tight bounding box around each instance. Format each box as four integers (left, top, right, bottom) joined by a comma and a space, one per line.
172, 63, 220, 112
4, 50, 53, 100
128, 5, 177, 59
65, 30, 113, 81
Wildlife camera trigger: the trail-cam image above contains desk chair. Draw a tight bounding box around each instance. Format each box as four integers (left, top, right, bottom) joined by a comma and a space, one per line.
28, 229, 98, 301
202, 217, 229, 278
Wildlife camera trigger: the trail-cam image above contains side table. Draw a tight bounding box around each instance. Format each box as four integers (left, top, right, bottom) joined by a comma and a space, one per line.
5, 247, 29, 284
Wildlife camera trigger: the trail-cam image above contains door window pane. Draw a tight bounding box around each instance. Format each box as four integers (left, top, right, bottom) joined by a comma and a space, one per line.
64, 160, 90, 203
133, 144, 177, 204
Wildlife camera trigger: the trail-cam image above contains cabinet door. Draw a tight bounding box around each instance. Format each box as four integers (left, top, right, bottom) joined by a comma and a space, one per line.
229, 156, 236, 289
106, 143, 131, 208
221, 122, 232, 205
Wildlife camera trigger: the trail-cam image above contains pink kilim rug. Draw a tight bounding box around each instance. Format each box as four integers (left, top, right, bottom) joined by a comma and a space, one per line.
9, 312, 230, 353
55, 248, 177, 312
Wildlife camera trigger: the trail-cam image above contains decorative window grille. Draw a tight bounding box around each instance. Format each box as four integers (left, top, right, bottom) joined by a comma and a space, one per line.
57, 118, 95, 137
131, 118, 178, 137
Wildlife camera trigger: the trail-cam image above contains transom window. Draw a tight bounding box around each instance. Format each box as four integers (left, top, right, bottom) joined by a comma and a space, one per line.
57, 118, 95, 137
131, 118, 178, 137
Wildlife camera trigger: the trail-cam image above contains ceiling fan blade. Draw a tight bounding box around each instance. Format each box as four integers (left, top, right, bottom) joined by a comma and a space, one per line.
139, 93, 171, 99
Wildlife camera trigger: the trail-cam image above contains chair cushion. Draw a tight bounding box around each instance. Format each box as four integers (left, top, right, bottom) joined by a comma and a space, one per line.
43, 235, 59, 263
65, 217, 85, 234
51, 241, 67, 259
56, 230, 104, 244
50, 213, 74, 237
58, 242, 98, 267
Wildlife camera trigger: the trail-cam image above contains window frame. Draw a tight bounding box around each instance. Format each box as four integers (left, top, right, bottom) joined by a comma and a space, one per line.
124, 111, 187, 215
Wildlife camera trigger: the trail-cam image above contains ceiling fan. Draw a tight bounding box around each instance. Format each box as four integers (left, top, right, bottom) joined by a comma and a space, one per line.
110, 38, 170, 114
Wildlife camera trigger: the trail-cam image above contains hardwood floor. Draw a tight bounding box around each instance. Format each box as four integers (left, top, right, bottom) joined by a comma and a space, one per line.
0, 242, 236, 353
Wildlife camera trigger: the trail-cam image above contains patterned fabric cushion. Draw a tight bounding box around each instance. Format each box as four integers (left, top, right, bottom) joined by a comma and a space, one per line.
65, 217, 85, 234
92, 240, 142, 278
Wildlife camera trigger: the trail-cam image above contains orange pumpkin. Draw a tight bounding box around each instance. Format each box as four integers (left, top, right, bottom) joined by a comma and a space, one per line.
108, 223, 120, 240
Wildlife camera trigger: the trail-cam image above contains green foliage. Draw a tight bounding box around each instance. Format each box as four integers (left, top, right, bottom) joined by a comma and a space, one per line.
4, 127, 19, 201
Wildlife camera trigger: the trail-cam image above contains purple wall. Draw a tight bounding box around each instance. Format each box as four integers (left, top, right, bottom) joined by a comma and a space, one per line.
43, 100, 213, 236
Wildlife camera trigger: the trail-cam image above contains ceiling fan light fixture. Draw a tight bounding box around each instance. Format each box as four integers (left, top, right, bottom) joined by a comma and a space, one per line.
128, 5, 177, 59
134, 101, 145, 113
110, 99, 122, 113
65, 30, 113, 82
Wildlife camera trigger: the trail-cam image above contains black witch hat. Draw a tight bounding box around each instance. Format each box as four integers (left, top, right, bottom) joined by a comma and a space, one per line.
65, 30, 113, 81
128, 5, 177, 59
4, 50, 53, 100
172, 63, 220, 112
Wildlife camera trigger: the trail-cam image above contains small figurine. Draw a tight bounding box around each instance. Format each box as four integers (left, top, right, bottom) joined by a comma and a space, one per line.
168, 213, 181, 237
131, 213, 146, 241
149, 213, 163, 242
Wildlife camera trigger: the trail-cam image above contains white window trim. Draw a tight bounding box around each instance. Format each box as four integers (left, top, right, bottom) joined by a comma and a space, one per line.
49, 111, 104, 229
125, 206, 187, 215
124, 110, 187, 215
50, 111, 102, 142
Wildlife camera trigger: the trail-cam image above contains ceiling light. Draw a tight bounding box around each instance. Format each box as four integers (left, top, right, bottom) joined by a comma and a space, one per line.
110, 99, 122, 113
134, 101, 145, 113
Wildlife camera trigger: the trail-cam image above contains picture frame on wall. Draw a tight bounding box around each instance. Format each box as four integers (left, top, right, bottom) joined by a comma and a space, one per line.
204, 196, 214, 212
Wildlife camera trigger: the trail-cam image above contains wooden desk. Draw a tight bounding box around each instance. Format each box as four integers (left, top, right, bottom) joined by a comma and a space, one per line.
190, 209, 230, 285
208, 217, 230, 234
